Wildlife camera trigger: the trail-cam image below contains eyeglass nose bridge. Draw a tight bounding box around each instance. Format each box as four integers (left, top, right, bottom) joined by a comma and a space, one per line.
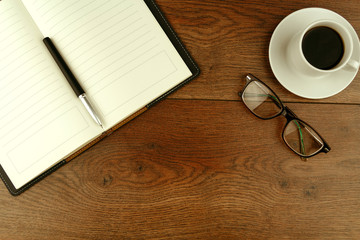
282, 106, 298, 121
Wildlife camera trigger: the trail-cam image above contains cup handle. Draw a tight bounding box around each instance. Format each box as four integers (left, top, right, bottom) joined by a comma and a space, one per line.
345, 59, 360, 71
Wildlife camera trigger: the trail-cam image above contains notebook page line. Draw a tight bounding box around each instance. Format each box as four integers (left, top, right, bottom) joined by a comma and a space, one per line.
51, 0, 123, 41
38, 0, 62, 18
62, 6, 136, 49
42, 0, 97, 24
8, 107, 89, 174
92, 51, 178, 117
83, 38, 159, 90
35, 0, 51, 12
0, 43, 36, 67
0, 64, 50, 110
89, 43, 161, 96
45, 0, 126, 37
1, 89, 70, 145
0, 56, 46, 97
0, 70, 56, 114
1, 12, 18, 25
2, 95, 72, 148
0, 25, 25, 45
0, 42, 37, 72
0, 5, 13, 15
62, 11, 141, 62
75, 27, 152, 79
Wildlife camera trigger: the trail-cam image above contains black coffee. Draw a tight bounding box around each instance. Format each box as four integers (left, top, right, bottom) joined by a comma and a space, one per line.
302, 26, 344, 70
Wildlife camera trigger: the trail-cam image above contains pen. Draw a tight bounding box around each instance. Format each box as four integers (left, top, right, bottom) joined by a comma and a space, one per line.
43, 37, 103, 128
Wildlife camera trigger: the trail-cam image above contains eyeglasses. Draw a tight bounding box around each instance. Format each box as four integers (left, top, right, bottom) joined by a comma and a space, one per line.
238, 74, 331, 161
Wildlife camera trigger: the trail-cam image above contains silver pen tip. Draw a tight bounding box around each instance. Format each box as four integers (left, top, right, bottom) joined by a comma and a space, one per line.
95, 117, 103, 129
79, 93, 103, 129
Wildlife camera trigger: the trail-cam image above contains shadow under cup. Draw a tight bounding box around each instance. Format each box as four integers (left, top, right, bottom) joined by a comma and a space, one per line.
287, 20, 359, 77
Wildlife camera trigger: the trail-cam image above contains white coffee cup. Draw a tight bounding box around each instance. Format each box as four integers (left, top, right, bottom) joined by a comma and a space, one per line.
286, 19, 359, 77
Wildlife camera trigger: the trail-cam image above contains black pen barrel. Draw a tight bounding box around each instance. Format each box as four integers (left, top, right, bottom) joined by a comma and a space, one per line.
43, 37, 84, 96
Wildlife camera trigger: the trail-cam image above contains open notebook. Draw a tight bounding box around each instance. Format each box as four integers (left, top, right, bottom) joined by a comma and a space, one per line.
0, 0, 199, 195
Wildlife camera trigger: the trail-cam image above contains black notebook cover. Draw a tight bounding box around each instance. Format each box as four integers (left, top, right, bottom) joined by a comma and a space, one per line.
0, 0, 199, 196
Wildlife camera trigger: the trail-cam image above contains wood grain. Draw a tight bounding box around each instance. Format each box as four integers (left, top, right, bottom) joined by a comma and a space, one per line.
157, 0, 360, 104
1, 99, 360, 239
1, 0, 360, 239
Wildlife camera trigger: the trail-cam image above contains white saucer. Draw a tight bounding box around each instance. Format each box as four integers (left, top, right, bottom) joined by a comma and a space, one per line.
269, 8, 360, 99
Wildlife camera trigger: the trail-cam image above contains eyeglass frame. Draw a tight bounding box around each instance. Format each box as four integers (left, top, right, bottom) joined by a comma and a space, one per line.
238, 74, 331, 159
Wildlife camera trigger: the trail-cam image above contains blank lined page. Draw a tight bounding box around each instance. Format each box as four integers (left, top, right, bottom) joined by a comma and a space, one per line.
0, 0, 101, 189
22, 0, 192, 129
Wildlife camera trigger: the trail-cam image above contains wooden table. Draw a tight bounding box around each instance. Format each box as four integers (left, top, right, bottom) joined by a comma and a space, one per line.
1, 0, 360, 239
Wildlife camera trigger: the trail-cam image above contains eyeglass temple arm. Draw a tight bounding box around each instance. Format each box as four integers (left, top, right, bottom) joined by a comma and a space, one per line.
294, 120, 307, 158
282, 106, 307, 158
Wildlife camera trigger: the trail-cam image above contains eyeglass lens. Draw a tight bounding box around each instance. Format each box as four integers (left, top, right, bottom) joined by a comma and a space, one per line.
242, 81, 282, 119
283, 120, 324, 157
